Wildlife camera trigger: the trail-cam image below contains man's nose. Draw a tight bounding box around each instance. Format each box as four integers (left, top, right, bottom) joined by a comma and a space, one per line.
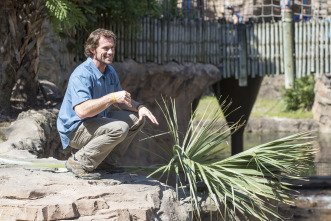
107, 49, 113, 55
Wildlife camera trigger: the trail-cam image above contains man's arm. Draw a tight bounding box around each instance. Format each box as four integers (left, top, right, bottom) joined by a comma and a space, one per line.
74, 90, 132, 119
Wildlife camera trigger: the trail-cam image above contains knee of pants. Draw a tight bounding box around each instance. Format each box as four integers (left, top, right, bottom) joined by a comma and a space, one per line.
104, 122, 129, 141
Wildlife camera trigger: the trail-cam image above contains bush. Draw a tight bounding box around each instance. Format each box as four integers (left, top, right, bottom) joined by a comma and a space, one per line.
282, 75, 315, 111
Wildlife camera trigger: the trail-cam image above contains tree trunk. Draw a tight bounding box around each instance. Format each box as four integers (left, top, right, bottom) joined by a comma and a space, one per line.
0, 0, 47, 114
0, 0, 17, 115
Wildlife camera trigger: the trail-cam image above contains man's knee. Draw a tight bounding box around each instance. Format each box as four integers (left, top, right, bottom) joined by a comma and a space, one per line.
102, 121, 129, 141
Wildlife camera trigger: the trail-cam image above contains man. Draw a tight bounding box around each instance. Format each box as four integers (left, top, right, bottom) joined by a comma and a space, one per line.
57, 28, 159, 180
294, 8, 309, 23
227, 6, 243, 25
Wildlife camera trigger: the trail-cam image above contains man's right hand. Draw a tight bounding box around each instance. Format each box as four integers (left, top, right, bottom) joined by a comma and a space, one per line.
112, 91, 132, 108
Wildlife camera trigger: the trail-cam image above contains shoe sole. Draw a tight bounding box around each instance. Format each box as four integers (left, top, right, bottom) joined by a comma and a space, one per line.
65, 160, 101, 180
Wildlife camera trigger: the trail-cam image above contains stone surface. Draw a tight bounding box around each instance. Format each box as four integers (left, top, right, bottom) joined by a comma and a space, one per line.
0, 163, 189, 221
37, 21, 78, 94
257, 75, 284, 100
111, 59, 222, 166
0, 107, 206, 221
0, 108, 68, 160
245, 117, 319, 133
312, 74, 331, 133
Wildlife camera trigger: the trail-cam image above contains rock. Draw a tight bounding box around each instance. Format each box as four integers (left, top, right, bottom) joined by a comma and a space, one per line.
245, 117, 319, 133
257, 75, 284, 100
0, 109, 69, 160
0, 163, 190, 221
112, 59, 222, 166
37, 21, 78, 93
312, 74, 331, 133
38, 78, 63, 104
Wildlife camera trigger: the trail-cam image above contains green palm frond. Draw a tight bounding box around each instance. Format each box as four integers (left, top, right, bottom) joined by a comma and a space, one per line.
141, 97, 316, 220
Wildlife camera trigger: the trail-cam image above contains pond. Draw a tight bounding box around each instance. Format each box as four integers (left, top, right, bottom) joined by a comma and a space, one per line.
244, 132, 331, 220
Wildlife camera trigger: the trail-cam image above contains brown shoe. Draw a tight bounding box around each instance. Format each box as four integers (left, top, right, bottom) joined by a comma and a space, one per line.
65, 157, 101, 180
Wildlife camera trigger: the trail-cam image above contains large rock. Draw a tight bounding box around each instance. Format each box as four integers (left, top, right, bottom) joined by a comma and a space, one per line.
37, 21, 78, 94
113, 59, 221, 129
312, 74, 331, 133
0, 163, 189, 221
0, 108, 68, 160
112, 59, 222, 166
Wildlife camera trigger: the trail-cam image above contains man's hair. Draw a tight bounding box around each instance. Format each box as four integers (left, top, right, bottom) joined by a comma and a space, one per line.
84, 28, 117, 58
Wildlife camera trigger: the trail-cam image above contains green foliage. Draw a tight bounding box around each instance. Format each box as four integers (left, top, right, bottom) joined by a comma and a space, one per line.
162, 0, 183, 19
140, 98, 316, 220
46, 0, 87, 35
78, 0, 163, 27
282, 75, 315, 112
45, 0, 164, 36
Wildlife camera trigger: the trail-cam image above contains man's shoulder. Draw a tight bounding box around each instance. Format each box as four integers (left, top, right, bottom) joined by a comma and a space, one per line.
71, 60, 94, 78
75, 59, 93, 72
107, 64, 116, 73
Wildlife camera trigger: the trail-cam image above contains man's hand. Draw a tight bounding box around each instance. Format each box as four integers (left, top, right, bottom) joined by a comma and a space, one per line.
138, 106, 159, 125
113, 91, 132, 108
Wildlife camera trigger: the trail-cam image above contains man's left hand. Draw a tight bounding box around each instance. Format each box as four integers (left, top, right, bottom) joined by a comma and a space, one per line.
138, 106, 159, 125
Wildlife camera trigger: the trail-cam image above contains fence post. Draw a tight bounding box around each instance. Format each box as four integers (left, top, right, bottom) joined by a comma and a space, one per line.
238, 24, 248, 86
281, 0, 295, 89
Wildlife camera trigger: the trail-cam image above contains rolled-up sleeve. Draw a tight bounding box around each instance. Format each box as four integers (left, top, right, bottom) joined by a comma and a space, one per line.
70, 75, 92, 108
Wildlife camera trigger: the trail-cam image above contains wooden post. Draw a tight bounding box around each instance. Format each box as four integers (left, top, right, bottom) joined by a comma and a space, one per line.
281, 0, 295, 89
238, 24, 248, 86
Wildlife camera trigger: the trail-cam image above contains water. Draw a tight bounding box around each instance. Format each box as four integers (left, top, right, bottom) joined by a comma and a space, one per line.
213, 131, 330, 177
243, 132, 331, 221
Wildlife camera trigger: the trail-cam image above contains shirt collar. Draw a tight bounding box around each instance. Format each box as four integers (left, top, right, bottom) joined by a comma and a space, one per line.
86, 57, 110, 79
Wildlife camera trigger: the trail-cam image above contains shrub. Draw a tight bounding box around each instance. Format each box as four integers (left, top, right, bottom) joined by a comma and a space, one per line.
282, 75, 315, 111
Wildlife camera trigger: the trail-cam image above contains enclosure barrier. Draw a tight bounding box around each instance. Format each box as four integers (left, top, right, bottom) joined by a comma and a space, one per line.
75, 18, 331, 81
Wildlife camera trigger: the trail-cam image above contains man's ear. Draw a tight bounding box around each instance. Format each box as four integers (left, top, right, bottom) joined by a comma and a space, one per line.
90, 48, 96, 56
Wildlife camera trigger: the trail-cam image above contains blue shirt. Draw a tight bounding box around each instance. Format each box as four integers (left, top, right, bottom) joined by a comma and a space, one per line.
294, 15, 309, 23
57, 57, 122, 149
234, 13, 244, 24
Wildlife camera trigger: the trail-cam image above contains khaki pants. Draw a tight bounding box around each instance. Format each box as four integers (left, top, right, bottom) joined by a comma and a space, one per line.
69, 111, 145, 171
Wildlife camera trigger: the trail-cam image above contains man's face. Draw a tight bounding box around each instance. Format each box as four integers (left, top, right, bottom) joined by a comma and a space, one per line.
91, 36, 115, 65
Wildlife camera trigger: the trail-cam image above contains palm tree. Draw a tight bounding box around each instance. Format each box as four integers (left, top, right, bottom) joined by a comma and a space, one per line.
140, 98, 316, 220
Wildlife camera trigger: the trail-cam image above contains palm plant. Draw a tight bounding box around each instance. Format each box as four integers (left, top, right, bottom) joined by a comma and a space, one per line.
140, 97, 316, 220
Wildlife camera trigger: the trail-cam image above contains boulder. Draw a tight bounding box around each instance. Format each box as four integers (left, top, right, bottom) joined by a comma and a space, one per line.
0, 108, 69, 160
0, 163, 190, 221
112, 59, 222, 166
312, 74, 331, 133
